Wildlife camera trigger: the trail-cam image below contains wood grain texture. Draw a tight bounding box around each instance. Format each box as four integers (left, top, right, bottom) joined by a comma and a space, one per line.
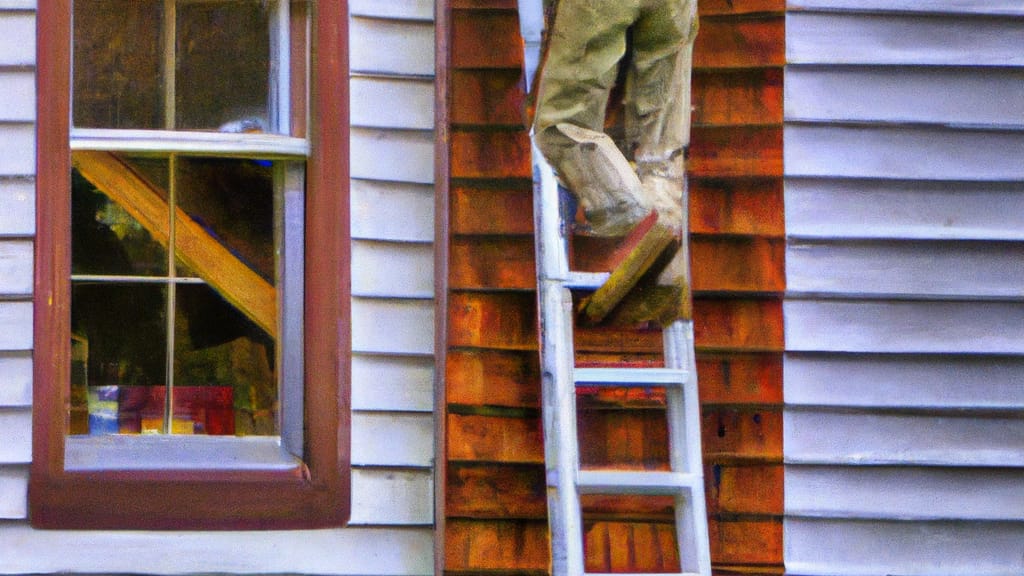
450, 185, 534, 235
450, 9, 523, 70
695, 15, 785, 69
443, 4, 787, 573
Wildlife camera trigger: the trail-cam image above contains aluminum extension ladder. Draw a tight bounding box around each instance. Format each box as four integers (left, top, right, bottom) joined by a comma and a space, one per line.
531, 146, 712, 576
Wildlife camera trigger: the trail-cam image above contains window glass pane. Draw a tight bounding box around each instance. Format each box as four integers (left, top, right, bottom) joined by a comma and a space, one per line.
73, 0, 163, 129
176, 1, 272, 132
72, 160, 169, 277
175, 157, 276, 282
70, 283, 169, 435
175, 284, 278, 436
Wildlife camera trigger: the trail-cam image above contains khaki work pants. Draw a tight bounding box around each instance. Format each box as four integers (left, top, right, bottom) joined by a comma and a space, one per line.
533, 0, 698, 236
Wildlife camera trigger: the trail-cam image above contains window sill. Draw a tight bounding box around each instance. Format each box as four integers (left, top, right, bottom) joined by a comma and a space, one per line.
65, 434, 303, 472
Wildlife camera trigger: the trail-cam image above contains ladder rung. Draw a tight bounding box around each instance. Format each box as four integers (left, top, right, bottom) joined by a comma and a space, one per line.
574, 367, 690, 387
566, 271, 610, 290
577, 470, 700, 495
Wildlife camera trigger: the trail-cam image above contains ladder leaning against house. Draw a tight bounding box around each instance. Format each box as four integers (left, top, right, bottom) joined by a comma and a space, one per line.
531, 145, 712, 576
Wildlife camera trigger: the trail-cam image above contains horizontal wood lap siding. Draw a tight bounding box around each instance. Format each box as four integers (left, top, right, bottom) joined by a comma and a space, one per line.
442, 2, 788, 573
691, 2, 787, 573
0, 3, 434, 573
0, 1, 35, 535
444, 2, 546, 573
784, 3, 1024, 575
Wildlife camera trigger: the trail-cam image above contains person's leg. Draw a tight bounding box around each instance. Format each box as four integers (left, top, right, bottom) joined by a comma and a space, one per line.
625, 0, 698, 230
533, 0, 648, 235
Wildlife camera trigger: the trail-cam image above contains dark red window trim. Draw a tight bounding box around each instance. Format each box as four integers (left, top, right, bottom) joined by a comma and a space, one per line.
29, 0, 351, 530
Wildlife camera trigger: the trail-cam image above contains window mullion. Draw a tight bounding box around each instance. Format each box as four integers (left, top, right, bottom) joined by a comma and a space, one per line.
163, 0, 177, 131
164, 153, 178, 435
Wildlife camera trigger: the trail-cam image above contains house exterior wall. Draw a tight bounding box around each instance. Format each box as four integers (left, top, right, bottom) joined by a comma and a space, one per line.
784, 2, 1024, 574
0, 1, 436, 573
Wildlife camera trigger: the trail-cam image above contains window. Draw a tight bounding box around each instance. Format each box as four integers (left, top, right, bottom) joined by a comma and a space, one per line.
31, 0, 351, 529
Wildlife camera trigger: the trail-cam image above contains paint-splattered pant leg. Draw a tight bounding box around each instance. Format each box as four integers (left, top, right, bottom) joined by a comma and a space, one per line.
533, 0, 698, 234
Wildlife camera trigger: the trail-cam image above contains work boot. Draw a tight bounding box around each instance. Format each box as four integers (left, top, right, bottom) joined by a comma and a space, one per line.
552, 123, 652, 236
637, 159, 684, 233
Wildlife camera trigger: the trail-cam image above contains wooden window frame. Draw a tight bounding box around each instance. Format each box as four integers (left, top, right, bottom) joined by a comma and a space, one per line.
30, 0, 351, 530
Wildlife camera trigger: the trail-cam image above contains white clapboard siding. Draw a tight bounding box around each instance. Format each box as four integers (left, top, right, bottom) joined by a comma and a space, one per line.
350, 17, 434, 77
0, 410, 30, 464
786, 300, 1024, 354
789, 0, 1024, 16
0, 524, 433, 575
0, 353, 31, 408
787, 240, 1024, 299
351, 128, 435, 184
785, 354, 1024, 410
0, 71, 33, 122
0, 179, 34, 237
352, 179, 434, 243
352, 297, 435, 356
0, 2, 437, 573
0, 124, 34, 177
0, 466, 27, 519
785, 4, 1024, 575
352, 240, 434, 299
786, 125, 1024, 181
786, 66, 1024, 128
352, 76, 434, 130
785, 519, 1024, 576
787, 12, 1024, 66
350, 468, 433, 526
785, 410, 1024, 467
351, 412, 434, 468
786, 179, 1024, 241
0, 11, 33, 67
0, 302, 31, 351
352, 354, 433, 413
350, 0, 433, 22
786, 466, 1024, 521
0, 240, 31, 296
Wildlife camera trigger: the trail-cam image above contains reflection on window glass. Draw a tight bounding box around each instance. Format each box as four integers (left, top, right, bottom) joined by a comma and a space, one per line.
73, 0, 274, 133
73, 0, 163, 129
176, 2, 271, 131
69, 155, 279, 437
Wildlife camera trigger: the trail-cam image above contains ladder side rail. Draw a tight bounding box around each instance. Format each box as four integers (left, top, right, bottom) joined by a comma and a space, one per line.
533, 146, 585, 575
